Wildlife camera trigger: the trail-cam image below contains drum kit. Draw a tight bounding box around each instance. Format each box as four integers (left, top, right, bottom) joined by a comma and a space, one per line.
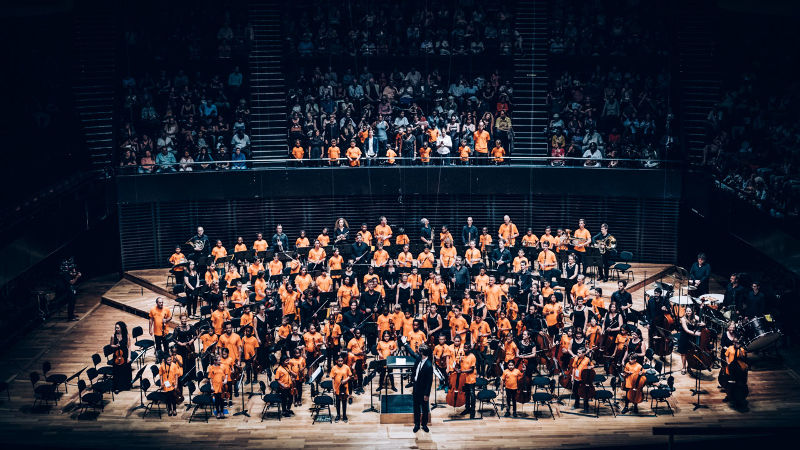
646, 277, 782, 354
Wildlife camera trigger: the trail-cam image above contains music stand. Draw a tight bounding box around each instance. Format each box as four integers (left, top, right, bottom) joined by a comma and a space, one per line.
232, 375, 250, 417
430, 366, 447, 410
688, 341, 711, 410
131, 366, 148, 411
234, 251, 248, 264
363, 360, 383, 413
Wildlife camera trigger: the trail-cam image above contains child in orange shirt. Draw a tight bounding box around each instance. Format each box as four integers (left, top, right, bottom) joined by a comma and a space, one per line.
491, 139, 505, 164
328, 139, 341, 166
291, 139, 304, 165
345, 140, 362, 167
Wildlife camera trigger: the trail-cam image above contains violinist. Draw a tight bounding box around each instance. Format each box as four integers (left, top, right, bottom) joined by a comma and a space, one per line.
275, 355, 295, 417
468, 315, 491, 375
110, 321, 132, 393
449, 306, 469, 343
242, 326, 260, 384
517, 330, 538, 377
678, 305, 703, 375
330, 354, 353, 422
570, 346, 593, 410
346, 328, 367, 394
457, 341, 477, 419
377, 330, 398, 391
620, 354, 643, 414
501, 359, 523, 417
322, 314, 343, 370
433, 334, 454, 385
288, 348, 307, 407
174, 314, 196, 374
199, 326, 218, 372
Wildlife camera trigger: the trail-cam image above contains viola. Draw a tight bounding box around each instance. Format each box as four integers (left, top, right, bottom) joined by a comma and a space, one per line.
114, 348, 126, 366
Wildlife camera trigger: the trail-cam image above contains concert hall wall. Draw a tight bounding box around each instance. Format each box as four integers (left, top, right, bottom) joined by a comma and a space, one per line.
116, 167, 682, 270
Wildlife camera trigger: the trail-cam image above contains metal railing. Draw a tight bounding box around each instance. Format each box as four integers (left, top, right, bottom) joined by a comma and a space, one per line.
117, 155, 680, 175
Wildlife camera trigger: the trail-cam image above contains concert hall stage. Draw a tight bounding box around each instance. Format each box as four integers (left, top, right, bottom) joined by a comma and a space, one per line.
0, 273, 798, 449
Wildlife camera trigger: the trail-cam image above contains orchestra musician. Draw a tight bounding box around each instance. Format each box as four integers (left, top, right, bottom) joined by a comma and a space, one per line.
501, 359, 523, 417
169, 246, 187, 286
498, 215, 520, 248
376, 330, 398, 391
159, 353, 183, 417
456, 340, 478, 419
272, 225, 290, 253
491, 240, 512, 277
573, 219, 592, 274
287, 347, 307, 407
148, 297, 172, 362
537, 241, 558, 282
592, 223, 612, 282
688, 253, 711, 296
275, 355, 295, 417
678, 305, 703, 374
620, 354, 643, 414
110, 321, 132, 393
330, 354, 353, 422
346, 328, 367, 394
173, 314, 196, 375
207, 354, 229, 419
571, 346, 594, 410
462, 217, 479, 247
242, 325, 260, 384
334, 218, 349, 244
188, 226, 210, 263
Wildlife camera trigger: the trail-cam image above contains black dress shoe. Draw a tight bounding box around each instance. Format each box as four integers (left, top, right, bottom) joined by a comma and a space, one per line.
412, 425, 420, 433
421, 425, 429, 432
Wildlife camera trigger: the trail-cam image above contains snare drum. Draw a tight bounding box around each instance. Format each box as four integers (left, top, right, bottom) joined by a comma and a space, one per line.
739, 316, 781, 351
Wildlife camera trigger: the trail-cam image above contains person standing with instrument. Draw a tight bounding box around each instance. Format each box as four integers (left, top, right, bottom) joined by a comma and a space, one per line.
501, 359, 523, 417
188, 226, 210, 265
110, 321, 132, 393
330, 354, 353, 422
401, 337, 433, 433
159, 353, 183, 417
592, 223, 613, 282
688, 253, 711, 296
275, 355, 295, 417
678, 305, 703, 374
573, 219, 592, 274
149, 297, 172, 362
457, 341, 478, 418
207, 355, 229, 419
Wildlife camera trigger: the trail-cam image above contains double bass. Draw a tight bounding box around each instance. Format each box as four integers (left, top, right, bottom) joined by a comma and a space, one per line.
515, 358, 532, 404
534, 331, 557, 375
687, 325, 714, 371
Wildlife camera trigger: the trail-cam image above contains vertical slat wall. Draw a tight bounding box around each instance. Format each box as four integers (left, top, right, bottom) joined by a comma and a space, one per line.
119, 195, 679, 270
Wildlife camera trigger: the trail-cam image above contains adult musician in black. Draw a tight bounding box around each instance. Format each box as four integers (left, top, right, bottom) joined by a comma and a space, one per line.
271, 224, 289, 253
645, 287, 671, 325
341, 300, 365, 342
361, 279, 382, 349
462, 217, 479, 247
517, 261, 533, 305
351, 234, 370, 269
743, 281, 766, 320
188, 226, 211, 263
491, 240, 513, 277
724, 273, 745, 311
688, 253, 711, 296
611, 280, 634, 323
110, 321, 132, 392
451, 258, 470, 302
592, 223, 612, 282
401, 338, 434, 433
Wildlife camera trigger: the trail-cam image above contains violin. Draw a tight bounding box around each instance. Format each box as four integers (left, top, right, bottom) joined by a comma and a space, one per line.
114, 347, 126, 365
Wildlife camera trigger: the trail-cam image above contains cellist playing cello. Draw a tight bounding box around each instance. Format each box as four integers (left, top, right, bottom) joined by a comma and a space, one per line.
621, 354, 644, 414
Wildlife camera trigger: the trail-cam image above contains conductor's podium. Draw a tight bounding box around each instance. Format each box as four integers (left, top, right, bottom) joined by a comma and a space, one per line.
378, 355, 430, 424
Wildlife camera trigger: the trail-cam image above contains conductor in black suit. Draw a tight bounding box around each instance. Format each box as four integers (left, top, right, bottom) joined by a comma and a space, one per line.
402, 337, 433, 433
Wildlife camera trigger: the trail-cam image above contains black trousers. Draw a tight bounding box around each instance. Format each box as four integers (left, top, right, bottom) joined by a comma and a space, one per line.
154, 335, 169, 361
464, 383, 476, 412
506, 388, 517, 413
213, 392, 224, 414
66, 290, 77, 319
413, 392, 430, 426
335, 392, 348, 417
599, 253, 612, 280
280, 386, 293, 411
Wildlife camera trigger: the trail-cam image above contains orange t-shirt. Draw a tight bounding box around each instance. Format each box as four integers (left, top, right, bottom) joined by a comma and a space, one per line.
428, 282, 448, 305
281, 291, 300, 316
372, 249, 390, 266
417, 252, 434, 268
328, 146, 340, 160
309, 247, 326, 263
254, 278, 267, 301
521, 234, 539, 247
538, 250, 557, 271
316, 275, 332, 292
397, 251, 414, 267
440, 246, 457, 268
337, 284, 359, 308
460, 353, 478, 384
234, 243, 247, 253
292, 146, 304, 159
386, 149, 397, 164
502, 368, 522, 389
219, 332, 243, 361
208, 364, 230, 394
459, 145, 471, 161
169, 253, 186, 270
149, 306, 172, 337
243, 335, 259, 361
253, 239, 268, 252
419, 146, 431, 162
376, 340, 397, 359
346, 147, 362, 166
491, 146, 505, 162
374, 224, 393, 246
317, 234, 330, 246
303, 331, 324, 354
296, 237, 310, 248
573, 228, 591, 253
474, 130, 491, 153
407, 330, 427, 352
159, 362, 182, 392
485, 284, 503, 311
499, 223, 519, 246
294, 274, 312, 293
275, 365, 293, 389
330, 364, 352, 395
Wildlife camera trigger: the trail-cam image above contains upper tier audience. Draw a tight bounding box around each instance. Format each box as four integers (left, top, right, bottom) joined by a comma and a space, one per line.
284, 0, 519, 58
703, 74, 800, 218
545, 68, 673, 168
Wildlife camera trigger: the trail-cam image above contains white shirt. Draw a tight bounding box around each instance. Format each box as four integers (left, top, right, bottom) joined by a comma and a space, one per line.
415, 356, 427, 382
436, 134, 452, 155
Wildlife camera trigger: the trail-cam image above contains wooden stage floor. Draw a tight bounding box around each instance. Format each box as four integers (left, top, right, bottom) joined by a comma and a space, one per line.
1, 271, 798, 449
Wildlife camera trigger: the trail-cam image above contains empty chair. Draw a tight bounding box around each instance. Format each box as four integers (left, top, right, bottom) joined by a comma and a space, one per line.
77, 379, 104, 414
98, 346, 116, 379
87, 367, 114, 401
260, 381, 283, 421
476, 389, 500, 418
319, 379, 333, 393
132, 326, 154, 360
141, 378, 165, 419
189, 382, 214, 422
42, 361, 68, 393
311, 395, 334, 424
531, 391, 555, 420
30, 372, 58, 410
611, 251, 634, 282
594, 389, 616, 418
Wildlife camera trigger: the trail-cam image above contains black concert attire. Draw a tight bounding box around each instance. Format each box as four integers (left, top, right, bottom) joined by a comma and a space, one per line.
397, 283, 413, 313
724, 282, 745, 310
60, 267, 79, 320
189, 233, 211, 263
174, 325, 196, 374
361, 289, 381, 349
517, 338, 536, 377
254, 314, 271, 370
299, 299, 317, 331
743, 289, 766, 318
562, 262, 579, 299
111, 334, 132, 391
689, 262, 711, 296
646, 294, 669, 324
592, 232, 612, 281
272, 232, 289, 253
678, 317, 697, 354
351, 241, 370, 272
491, 246, 513, 277
420, 225, 433, 248
184, 271, 201, 317
452, 265, 470, 301
342, 307, 366, 341
570, 307, 591, 332
384, 268, 398, 298
334, 227, 349, 243
523, 313, 545, 335
611, 289, 633, 322
462, 224, 479, 247
403, 342, 434, 430
517, 268, 533, 304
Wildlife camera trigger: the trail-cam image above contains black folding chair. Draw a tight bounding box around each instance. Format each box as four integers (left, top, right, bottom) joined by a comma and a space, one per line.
132, 326, 154, 361
77, 379, 104, 415
29, 372, 58, 410
42, 361, 68, 393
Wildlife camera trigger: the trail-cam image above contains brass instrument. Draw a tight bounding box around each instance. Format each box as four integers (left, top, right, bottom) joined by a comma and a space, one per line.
186, 238, 205, 252
594, 235, 617, 254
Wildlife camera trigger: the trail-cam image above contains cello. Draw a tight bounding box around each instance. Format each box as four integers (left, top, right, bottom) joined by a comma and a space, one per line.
576, 367, 596, 403
446, 371, 467, 407
625, 372, 647, 407
515, 358, 532, 404
688, 325, 714, 371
